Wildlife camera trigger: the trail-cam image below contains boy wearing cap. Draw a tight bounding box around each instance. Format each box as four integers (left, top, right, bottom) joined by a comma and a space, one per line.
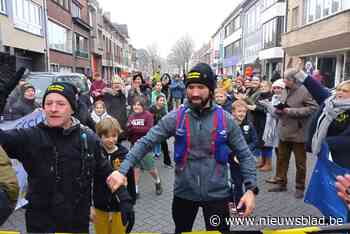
0, 81, 133, 233
110, 63, 257, 233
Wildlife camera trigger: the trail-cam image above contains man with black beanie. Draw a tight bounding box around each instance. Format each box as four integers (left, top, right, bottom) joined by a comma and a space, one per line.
109, 63, 258, 233
0, 80, 135, 233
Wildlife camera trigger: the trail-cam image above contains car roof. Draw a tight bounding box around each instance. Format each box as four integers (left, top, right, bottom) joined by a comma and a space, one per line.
27, 72, 86, 78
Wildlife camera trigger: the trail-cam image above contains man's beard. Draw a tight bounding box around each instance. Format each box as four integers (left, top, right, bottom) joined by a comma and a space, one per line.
188, 96, 210, 112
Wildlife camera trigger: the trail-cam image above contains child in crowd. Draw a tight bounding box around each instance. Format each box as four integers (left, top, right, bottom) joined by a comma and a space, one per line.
151, 81, 168, 112
91, 98, 111, 124
91, 117, 136, 234
149, 95, 173, 168
126, 97, 162, 197
230, 100, 258, 203
214, 88, 233, 113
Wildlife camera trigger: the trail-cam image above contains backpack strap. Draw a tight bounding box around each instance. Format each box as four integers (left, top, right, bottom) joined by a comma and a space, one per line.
182, 113, 191, 166
217, 107, 226, 130
211, 107, 219, 157
176, 105, 187, 129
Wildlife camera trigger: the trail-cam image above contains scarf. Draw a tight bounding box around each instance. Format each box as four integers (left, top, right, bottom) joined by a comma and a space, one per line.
312, 96, 350, 157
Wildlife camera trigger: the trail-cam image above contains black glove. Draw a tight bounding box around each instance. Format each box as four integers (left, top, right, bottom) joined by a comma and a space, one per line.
0, 52, 26, 113
115, 186, 135, 233
0, 186, 15, 225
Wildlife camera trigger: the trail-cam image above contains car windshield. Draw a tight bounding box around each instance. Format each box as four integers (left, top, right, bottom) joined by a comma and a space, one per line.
26, 77, 52, 99
56, 76, 89, 93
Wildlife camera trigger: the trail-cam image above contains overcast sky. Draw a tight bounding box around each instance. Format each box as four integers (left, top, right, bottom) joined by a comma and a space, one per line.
98, 0, 241, 58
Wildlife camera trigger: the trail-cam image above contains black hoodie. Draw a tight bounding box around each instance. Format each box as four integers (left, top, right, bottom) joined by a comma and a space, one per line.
93, 144, 136, 211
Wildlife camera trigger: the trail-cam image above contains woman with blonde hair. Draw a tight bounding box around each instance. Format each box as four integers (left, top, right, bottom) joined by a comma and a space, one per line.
292, 66, 350, 221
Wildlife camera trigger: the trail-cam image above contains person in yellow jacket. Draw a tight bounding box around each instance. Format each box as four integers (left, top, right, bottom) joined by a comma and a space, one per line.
0, 146, 19, 225
0, 52, 21, 225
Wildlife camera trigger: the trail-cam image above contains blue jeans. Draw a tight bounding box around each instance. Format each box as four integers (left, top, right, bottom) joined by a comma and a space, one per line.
154, 144, 161, 157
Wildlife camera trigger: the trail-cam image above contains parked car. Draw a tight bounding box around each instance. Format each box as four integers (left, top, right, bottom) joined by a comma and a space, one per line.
24, 72, 91, 105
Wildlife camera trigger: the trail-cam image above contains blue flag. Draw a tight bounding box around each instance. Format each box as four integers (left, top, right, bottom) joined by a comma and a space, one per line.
305, 143, 349, 221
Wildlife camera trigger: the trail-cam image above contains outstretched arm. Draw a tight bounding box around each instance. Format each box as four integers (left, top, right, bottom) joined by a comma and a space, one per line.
0, 53, 26, 114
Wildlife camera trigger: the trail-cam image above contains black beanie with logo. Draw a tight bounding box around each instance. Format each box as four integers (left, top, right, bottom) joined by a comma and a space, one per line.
186, 63, 216, 92
42, 82, 78, 112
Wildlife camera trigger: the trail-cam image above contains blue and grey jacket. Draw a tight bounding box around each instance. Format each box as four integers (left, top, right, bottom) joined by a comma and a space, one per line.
119, 102, 257, 201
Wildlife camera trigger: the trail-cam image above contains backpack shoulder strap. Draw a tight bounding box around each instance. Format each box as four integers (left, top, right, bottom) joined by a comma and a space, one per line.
216, 106, 227, 130
176, 105, 187, 129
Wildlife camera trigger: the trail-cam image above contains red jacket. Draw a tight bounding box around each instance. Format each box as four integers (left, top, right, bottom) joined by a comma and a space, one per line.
126, 111, 154, 144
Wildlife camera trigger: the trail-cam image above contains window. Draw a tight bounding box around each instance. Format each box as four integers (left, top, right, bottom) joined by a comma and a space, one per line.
304, 0, 348, 24
50, 64, 59, 72
262, 17, 284, 49
315, 0, 322, 19
13, 0, 43, 35
0, 0, 6, 14
59, 66, 73, 73
71, 2, 80, 18
292, 7, 299, 28
224, 40, 240, 58
262, 0, 278, 10
234, 16, 240, 31
48, 20, 72, 53
332, 0, 341, 12
75, 34, 88, 58
53, 0, 68, 10
245, 4, 260, 35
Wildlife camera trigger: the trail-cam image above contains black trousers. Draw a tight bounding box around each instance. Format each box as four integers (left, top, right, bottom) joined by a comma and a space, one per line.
25, 207, 89, 233
161, 141, 172, 166
0, 187, 14, 225
172, 196, 231, 234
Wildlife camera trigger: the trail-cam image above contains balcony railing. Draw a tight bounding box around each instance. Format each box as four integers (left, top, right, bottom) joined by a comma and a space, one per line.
75, 50, 89, 59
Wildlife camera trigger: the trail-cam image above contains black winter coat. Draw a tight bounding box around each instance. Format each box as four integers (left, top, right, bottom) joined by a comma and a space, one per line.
252, 91, 273, 148
0, 120, 113, 233
103, 91, 128, 130
74, 100, 96, 131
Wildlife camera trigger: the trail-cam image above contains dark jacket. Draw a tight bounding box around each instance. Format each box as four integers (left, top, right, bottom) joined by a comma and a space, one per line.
126, 111, 154, 145
0, 119, 113, 233
127, 88, 150, 107
239, 117, 258, 155
304, 76, 350, 168
74, 100, 96, 131
11, 98, 40, 120
220, 99, 233, 114
104, 90, 128, 130
252, 91, 273, 147
149, 105, 167, 124
93, 144, 136, 212
228, 117, 258, 202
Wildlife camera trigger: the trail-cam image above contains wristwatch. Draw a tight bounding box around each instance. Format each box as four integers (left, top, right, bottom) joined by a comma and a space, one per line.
247, 186, 259, 195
